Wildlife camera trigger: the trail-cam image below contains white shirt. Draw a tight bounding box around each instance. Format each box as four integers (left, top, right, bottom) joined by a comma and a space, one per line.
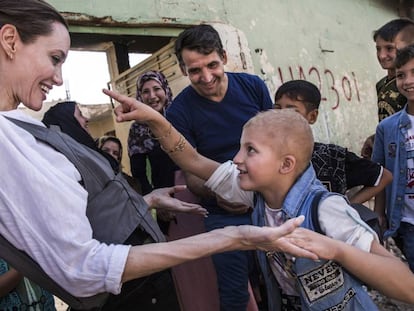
403, 114, 414, 224
0, 110, 130, 296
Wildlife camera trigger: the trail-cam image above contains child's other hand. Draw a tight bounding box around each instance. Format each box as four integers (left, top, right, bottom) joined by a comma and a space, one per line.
216, 194, 250, 214
145, 186, 208, 216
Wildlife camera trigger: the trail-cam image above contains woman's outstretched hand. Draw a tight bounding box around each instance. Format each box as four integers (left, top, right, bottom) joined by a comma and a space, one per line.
144, 185, 208, 217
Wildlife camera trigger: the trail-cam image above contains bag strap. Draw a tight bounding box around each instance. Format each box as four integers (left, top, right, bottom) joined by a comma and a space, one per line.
311, 192, 382, 242
6, 117, 111, 194
310, 191, 325, 234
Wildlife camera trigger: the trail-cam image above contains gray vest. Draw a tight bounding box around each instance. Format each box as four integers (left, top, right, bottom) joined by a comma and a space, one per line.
2, 118, 165, 309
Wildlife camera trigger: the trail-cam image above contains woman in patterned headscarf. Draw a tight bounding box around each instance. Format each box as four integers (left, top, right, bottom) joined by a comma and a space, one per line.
128, 71, 176, 196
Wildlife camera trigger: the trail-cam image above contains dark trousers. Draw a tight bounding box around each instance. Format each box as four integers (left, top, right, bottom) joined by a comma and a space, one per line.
70, 270, 180, 311
102, 270, 180, 311
205, 213, 254, 311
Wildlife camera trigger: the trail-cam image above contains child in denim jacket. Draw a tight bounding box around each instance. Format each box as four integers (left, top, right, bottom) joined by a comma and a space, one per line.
372, 44, 414, 273
105, 88, 414, 310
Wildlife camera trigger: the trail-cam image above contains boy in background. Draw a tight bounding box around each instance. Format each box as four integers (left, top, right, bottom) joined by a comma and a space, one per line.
372, 44, 414, 272
373, 19, 410, 121
274, 80, 392, 205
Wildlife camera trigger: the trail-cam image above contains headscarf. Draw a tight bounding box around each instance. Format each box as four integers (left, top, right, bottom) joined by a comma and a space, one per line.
42, 101, 120, 173
136, 70, 173, 110
42, 101, 97, 150
97, 135, 123, 163
128, 71, 173, 156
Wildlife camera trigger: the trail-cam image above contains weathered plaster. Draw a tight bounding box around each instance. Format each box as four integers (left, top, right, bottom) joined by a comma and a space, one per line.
49, 0, 401, 152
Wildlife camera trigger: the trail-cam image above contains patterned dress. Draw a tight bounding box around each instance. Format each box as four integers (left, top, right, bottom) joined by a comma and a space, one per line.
376, 75, 406, 122
0, 259, 56, 311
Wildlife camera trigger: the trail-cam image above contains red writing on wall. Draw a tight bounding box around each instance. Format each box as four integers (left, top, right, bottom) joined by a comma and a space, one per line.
276, 66, 361, 110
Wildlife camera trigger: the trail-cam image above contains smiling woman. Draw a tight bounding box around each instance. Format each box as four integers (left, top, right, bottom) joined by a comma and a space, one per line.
46, 51, 149, 104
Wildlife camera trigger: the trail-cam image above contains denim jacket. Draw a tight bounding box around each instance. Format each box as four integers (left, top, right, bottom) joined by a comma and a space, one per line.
372, 105, 409, 238
252, 165, 378, 311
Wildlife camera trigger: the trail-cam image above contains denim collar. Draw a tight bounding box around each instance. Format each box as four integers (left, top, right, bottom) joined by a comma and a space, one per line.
281, 164, 319, 219
399, 104, 412, 130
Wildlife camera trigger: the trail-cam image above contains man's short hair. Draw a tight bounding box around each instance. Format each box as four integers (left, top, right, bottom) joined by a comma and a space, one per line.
274, 80, 321, 112
174, 24, 225, 70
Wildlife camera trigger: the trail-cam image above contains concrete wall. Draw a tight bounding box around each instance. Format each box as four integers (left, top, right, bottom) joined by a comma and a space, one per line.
49, 0, 400, 153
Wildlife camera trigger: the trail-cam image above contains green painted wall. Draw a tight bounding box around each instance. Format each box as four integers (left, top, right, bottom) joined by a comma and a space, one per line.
49, 0, 399, 153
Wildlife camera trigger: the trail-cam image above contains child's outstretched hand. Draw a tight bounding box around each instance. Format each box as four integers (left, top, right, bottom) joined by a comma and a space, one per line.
102, 88, 157, 123
237, 216, 319, 260
284, 227, 340, 260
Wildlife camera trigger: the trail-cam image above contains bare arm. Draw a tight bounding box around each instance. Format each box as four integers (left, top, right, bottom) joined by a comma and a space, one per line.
0, 267, 22, 297
348, 167, 392, 204
106, 89, 252, 215
334, 241, 413, 303
104, 89, 219, 181
291, 228, 414, 304
374, 189, 387, 233
184, 173, 251, 214
183, 172, 212, 198
122, 216, 318, 282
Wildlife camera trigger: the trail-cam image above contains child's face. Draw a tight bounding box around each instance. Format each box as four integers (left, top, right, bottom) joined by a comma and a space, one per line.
375, 37, 397, 70
396, 58, 414, 104
274, 95, 318, 124
233, 126, 281, 192
101, 140, 121, 163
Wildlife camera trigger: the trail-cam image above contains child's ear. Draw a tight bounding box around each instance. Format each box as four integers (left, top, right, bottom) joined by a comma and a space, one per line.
308, 109, 319, 125
279, 155, 296, 174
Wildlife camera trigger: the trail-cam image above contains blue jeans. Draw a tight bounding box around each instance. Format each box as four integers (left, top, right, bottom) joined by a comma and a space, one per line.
398, 222, 414, 272
205, 213, 254, 311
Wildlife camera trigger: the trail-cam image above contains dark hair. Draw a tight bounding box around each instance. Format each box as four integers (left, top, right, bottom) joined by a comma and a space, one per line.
372, 18, 413, 42
0, 0, 68, 44
274, 80, 321, 112
395, 23, 414, 47
174, 24, 225, 70
395, 44, 414, 69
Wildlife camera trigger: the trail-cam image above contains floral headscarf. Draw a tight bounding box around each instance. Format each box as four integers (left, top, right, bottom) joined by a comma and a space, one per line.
128, 71, 173, 156
136, 70, 173, 110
